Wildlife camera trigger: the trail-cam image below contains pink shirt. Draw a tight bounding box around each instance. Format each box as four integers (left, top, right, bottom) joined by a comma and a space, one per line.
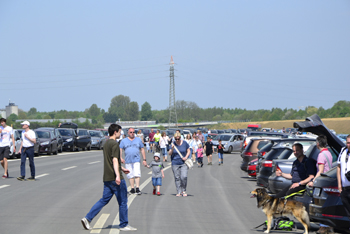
197, 148, 203, 158
317, 149, 332, 173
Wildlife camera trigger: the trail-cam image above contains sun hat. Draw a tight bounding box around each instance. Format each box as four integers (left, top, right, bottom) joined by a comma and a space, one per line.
21, 120, 30, 126
154, 152, 160, 158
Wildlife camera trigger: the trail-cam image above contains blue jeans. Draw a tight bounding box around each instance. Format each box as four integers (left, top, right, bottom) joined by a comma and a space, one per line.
161, 148, 167, 156
21, 147, 35, 177
218, 153, 223, 159
85, 180, 128, 228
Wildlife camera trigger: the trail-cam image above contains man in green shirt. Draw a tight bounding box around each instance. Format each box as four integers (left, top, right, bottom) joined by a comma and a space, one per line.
81, 124, 137, 231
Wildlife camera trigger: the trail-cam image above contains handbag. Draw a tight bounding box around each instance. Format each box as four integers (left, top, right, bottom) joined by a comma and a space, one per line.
173, 144, 193, 169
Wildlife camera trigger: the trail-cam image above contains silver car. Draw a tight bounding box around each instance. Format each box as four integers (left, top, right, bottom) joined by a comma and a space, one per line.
88, 130, 106, 150
211, 134, 243, 153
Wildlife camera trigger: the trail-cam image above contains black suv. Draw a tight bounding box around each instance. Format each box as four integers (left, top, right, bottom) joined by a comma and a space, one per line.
76, 129, 92, 151
38, 127, 63, 153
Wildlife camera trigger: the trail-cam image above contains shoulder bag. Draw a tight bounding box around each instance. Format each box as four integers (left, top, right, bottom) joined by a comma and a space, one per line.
173, 144, 193, 169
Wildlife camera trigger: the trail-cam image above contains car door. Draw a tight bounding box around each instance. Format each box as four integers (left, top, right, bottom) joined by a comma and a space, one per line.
55, 129, 63, 148
51, 131, 58, 152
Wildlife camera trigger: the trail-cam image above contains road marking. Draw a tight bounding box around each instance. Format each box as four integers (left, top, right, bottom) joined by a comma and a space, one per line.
0, 185, 10, 189
62, 166, 77, 170
109, 166, 172, 234
36, 173, 49, 178
88, 161, 101, 164
91, 213, 110, 233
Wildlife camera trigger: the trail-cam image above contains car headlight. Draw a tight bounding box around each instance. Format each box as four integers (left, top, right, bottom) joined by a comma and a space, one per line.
41, 141, 50, 145
225, 143, 228, 145
66, 138, 73, 142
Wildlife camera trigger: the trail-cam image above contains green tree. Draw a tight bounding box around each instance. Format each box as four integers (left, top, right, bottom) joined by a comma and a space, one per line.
141, 102, 152, 121
128, 102, 139, 121
108, 95, 130, 120
18, 112, 27, 119
28, 107, 37, 117
8, 113, 18, 122
88, 104, 101, 117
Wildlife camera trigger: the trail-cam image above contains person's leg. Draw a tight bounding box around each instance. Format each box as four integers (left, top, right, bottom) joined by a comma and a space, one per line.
3, 157, 8, 175
156, 185, 160, 192
134, 177, 140, 188
134, 162, 141, 188
172, 164, 181, 195
180, 164, 189, 195
284, 185, 306, 198
20, 149, 27, 177
340, 190, 350, 218
27, 148, 35, 177
209, 154, 212, 164
85, 182, 114, 222
125, 163, 135, 192
113, 180, 129, 228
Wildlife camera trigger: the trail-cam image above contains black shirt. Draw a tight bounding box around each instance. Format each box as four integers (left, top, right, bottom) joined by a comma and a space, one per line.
205, 141, 213, 154
290, 156, 316, 183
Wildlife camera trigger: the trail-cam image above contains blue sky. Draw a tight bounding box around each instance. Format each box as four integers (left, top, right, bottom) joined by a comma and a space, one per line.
0, 0, 349, 113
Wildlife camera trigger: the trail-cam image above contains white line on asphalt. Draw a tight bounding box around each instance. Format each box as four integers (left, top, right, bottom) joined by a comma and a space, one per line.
8, 151, 98, 162
36, 173, 49, 178
109, 166, 172, 234
91, 213, 110, 233
88, 161, 101, 164
0, 185, 10, 189
62, 166, 77, 170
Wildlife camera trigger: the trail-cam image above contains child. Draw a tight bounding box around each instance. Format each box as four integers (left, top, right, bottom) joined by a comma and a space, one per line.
217, 139, 224, 165
147, 153, 164, 196
197, 144, 204, 168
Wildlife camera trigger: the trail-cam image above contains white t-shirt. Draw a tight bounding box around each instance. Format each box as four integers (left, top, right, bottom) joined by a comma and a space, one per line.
0, 126, 13, 147
192, 139, 201, 152
22, 130, 36, 147
159, 136, 169, 148
337, 148, 350, 187
117, 130, 124, 142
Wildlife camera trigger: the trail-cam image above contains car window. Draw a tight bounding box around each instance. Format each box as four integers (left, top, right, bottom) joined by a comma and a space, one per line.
37, 131, 50, 138
278, 149, 294, 159
89, 131, 100, 137
257, 141, 269, 150
219, 135, 231, 141
78, 130, 87, 136
58, 129, 74, 136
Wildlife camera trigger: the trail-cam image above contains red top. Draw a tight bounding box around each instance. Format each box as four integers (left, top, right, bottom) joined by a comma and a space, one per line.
149, 132, 155, 141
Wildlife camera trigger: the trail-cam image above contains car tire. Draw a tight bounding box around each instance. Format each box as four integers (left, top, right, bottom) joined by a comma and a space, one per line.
59, 144, 63, 153
70, 147, 74, 152
47, 146, 52, 155
82, 147, 86, 151
227, 146, 233, 154
87, 144, 91, 151
53, 147, 58, 155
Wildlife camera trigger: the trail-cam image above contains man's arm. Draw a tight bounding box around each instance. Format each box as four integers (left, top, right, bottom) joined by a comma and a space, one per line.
113, 157, 121, 185
291, 174, 314, 189
119, 148, 125, 164
11, 132, 15, 152
276, 170, 293, 180
337, 165, 343, 193
141, 147, 147, 166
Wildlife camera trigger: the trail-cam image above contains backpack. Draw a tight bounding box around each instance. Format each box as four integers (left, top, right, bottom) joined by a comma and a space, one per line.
265, 217, 295, 231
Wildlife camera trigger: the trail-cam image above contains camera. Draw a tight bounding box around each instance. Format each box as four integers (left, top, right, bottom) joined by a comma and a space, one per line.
345, 171, 350, 181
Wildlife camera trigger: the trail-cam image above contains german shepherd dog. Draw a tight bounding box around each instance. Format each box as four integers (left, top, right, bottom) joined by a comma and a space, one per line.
251, 188, 309, 234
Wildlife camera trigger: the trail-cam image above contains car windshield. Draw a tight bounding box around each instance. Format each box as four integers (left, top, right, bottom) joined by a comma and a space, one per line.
217, 135, 231, 141
102, 131, 108, 136
250, 132, 282, 137
89, 131, 101, 137
58, 129, 74, 136
36, 131, 50, 138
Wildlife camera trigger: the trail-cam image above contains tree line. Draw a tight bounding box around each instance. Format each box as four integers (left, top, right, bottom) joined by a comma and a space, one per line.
5, 95, 350, 129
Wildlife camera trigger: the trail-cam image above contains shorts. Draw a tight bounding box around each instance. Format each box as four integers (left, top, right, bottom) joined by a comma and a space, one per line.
150, 141, 155, 144
0, 146, 10, 160
125, 162, 141, 179
206, 151, 213, 156
152, 177, 162, 186
218, 153, 223, 159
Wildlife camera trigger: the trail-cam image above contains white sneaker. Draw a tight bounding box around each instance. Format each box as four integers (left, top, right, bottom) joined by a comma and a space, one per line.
119, 225, 137, 231
81, 217, 91, 230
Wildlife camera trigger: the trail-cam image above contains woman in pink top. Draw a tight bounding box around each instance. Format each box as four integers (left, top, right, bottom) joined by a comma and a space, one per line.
197, 144, 204, 168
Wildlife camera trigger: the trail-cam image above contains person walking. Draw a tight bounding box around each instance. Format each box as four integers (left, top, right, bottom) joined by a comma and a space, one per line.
197, 130, 205, 145
204, 137, 214, 165
154, 130, 161, 150
185, 134, 193, 162
192, 135, 201, 163
149, 129, 155, 153
17, 121, 36, 181
197, 144, 204, 168
119, 128, 147, 195
136, 130, 144, 144
81, 124, 137, 231
217, 139, 224, 166
337, 135, 350, 230
0, 118, 15, 178
308, 136, 333, 234
168, 132, 190, 197
159, 132, 170, 162
146, 152, 164, 196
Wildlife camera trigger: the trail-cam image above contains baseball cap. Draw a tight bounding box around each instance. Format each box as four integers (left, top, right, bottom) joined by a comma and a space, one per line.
21, 121, 30, 126
154, 152, 160, 158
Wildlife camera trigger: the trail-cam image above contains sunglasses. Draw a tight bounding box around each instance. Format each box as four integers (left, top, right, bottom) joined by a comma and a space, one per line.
129, 132, 135, 133
175, 138, 181, 140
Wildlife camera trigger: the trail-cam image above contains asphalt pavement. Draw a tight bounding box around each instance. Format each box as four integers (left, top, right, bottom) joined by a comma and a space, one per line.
0, 150, 315, 234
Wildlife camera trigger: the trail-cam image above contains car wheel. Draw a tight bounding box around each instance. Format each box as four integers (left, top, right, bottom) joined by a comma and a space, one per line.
70, 147, 74, 152
87, 144, 91, 151
59, 144, 63, 153
82, 147, 86, 151
47, 146, 52, 155
228, 146, 233, 154
53, 147, 58, 155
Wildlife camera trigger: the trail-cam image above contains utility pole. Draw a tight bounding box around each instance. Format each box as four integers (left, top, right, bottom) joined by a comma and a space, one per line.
168, 56, 178, 128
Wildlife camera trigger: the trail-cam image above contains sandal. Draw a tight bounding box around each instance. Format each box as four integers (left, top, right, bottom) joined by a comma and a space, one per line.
182, 192, 188, 197
176, 194, 181, 197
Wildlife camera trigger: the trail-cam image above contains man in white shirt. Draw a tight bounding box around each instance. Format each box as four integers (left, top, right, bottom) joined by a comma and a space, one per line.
17, 121, 36, 181
0, 118, 15, 179
337, 134, 350, 226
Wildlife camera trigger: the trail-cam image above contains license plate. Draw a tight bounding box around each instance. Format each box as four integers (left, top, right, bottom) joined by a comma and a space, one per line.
314, 188, 321, 197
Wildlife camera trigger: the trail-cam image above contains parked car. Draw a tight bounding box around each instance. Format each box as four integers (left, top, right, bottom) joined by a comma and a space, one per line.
211, 134, 244, 153
207, 133, 218, 140
217, 130, 225, 134
228, 129, 238, 133
88, 130, 106, 150
34, 129, 58, 155
241, 131, 288, 152
58, 128, 78, 152
240, 137, 278, 171
9, 129, 22, 159
95, 128, 109, 140
76, 129, 92, 151
38, 127, 63, 153
247, 159, 258, 177
210, 129, 218, 134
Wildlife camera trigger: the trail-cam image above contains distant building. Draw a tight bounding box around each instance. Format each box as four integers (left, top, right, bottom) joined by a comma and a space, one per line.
16, 117, 92, 124
6, 100, 18, 118
0, 109, 6, 118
